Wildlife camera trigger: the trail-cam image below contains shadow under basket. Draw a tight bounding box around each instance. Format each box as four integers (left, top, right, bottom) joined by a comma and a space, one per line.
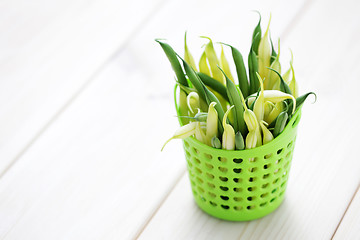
182, 109, 301, 221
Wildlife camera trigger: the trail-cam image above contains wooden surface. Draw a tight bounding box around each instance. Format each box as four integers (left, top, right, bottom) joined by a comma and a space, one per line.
0, 0, 359, 239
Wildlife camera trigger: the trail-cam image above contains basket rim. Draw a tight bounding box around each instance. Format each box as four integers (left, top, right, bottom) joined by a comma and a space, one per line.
174, 83, 301, 155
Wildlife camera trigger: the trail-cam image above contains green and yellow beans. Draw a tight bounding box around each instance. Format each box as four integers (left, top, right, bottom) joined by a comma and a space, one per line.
158, 12, 314, 151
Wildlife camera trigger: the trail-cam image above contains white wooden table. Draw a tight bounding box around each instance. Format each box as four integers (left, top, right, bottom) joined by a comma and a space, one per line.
0, 0, 359, 239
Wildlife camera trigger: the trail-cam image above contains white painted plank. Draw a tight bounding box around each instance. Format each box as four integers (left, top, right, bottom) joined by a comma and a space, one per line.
0, 0, 310, 239
0, 50, 186, 239
333, 186, 360, 240
0, 0, 166, 175
139, 0, 360, 239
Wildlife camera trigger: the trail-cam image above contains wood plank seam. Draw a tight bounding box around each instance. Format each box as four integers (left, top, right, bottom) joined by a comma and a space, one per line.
331, 182, 360, 239
134, 169, 187, 239
0, 0, 170, 181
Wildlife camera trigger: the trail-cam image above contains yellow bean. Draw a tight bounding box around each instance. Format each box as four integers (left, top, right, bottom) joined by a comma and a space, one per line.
205, 102, 218, 146
258, 14, 272, 87
220, 45, 234, 83
161, 122, 197, 151
260, 120, 274, 144
222, 106, 235, 150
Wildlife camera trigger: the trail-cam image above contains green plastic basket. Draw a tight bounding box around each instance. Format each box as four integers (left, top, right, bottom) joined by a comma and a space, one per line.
175, 85, 301, 221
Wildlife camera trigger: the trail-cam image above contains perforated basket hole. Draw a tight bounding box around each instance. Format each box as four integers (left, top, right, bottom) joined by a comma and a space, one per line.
209, 201, 217, 207
248, 167, 257, 173
233, 178, 241, 183
271, 188, 278, 194
208, 192, 216, 198
218, 166, 228, 173
197, 186, 205, 193
277, 148, 284, 155
218, 157, 227, 163
270, 197, 277, 203
204, 153, 213, 160
185, 150, 191, 159
184, 141, 190, 148
247, 187, 255, 192
233, 158, 243, 164
194, 158, 201, 165
260, 193, 269, 198
192, 147, 200, 155
220, 195, 229, 201
247, 196, 255, 201
275, 159, 282, 165
219, 176, 228, 182
233, 168, 242, 173
249, 157, 258, 163
274, 168, 281, 175
273, 178, 280, 184
264, 153, 273, 159
280, 181, 286, 188
263, 164, 271, 169
262, 183, 269, 189
249, 177, 256, 182
196, 177, 204, 184
234, 206, 243, 211
205, 163, 214, 170
195, 167, 203, 174
285, 152, 292, 159
221, 205, 230, 210
233, 187, 242, 192
200, 196, 206, 202
259, 202, 268, 207
220, 186, 229, 191
246, 205, 255, 210
287, 141, 293, 149
207, 182, 215, 189
279, 191, 285, 197
192, 189, 198, 196
284, 161, 290, 169
262, 174, 270, 180
187, 160, 193, 168
234, 197, 242, 202
206, 173, 214, 180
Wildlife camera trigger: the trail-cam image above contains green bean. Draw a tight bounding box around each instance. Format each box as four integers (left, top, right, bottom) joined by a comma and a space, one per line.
273, 111, 288, 137
179, 55, 225, 135
269, 68, 292, 95
251, 11, 262, 55
268, 39, 281, 90
248, 48, 259, 95
222, 43, 249, 98
270, 36, 278, 65
235, 131, 245, 150
287, 92, 317, 116
220, 67, 246, 136
155, 39, 188, 87
211, 136, 222, 149
197, 72, 229, 102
